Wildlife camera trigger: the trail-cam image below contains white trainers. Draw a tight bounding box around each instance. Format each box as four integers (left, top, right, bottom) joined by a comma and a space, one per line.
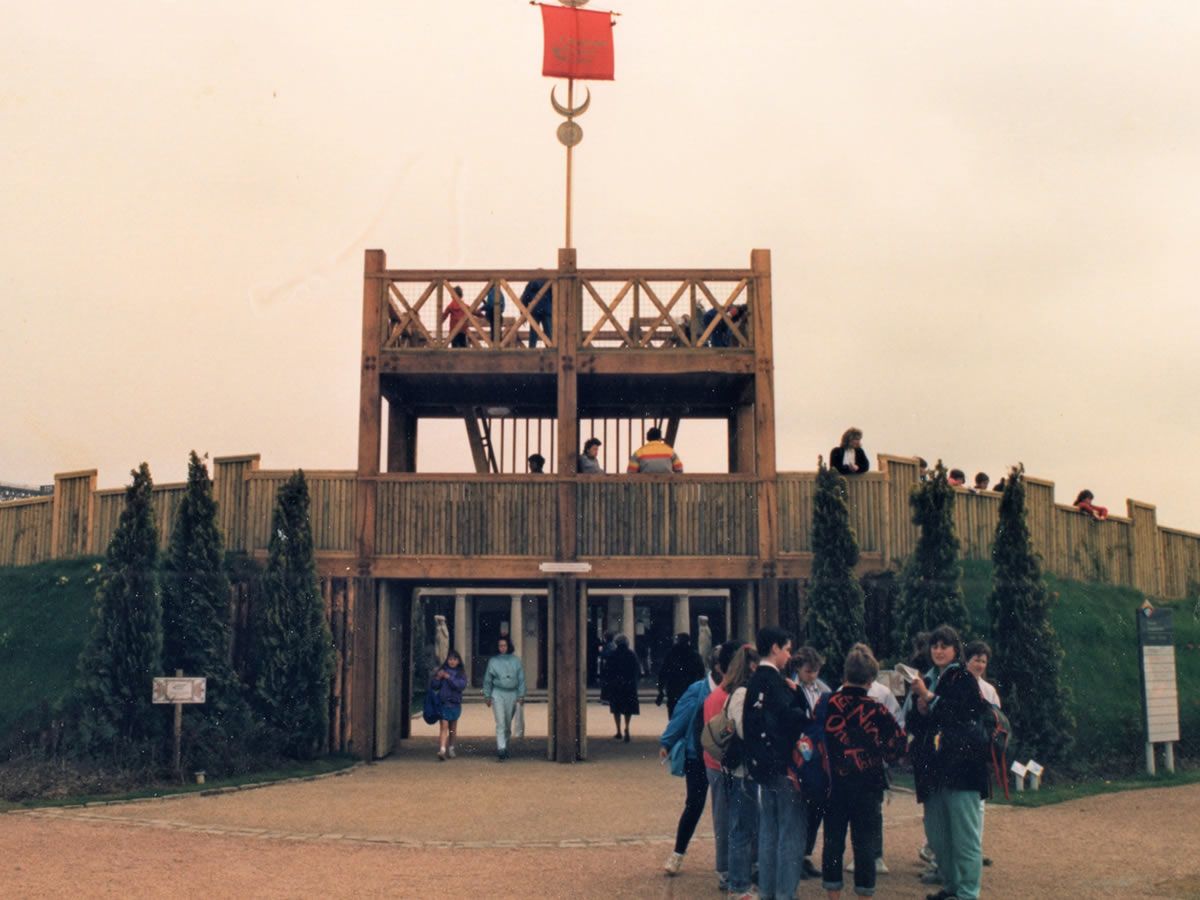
918, 844, 936, 864
436, 747, 446, 761
664, 852, 684, 876
875, 858, 889, 874
447, 746, 457, 759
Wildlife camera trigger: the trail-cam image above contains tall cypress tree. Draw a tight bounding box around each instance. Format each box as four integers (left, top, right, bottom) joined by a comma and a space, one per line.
805, 462, 866, 680
894, 461, 969, 647
76, 463, 163, 756
252, 471, 333, 759
988, 465, 1075, 764
162, 451, 251, 770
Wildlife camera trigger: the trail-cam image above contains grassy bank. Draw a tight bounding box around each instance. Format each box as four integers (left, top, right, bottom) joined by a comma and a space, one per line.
0, 557, 102, 743
960, 559, 1199, 773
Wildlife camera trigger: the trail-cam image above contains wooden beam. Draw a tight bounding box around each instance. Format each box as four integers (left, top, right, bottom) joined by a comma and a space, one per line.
350, 576, 378, 760
378, 352, 556, 375
750, 249, 780, 624
385, 402, 417, 473
553, 575, 580, 762
360, 554, 763, 581
576, 352, 755, 376
356, 250, 386, 565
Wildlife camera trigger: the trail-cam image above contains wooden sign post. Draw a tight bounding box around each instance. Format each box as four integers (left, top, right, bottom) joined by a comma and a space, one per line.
152, 671, 207, 779
1137, 605, 1180, 775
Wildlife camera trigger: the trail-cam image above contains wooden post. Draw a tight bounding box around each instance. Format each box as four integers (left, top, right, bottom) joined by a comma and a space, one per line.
350, 576, 378, 759
751, 249, 779, 624
553, 574, 580, 762
356, 250, 386, 562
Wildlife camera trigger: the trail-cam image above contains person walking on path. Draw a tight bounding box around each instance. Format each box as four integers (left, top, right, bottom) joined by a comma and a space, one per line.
605, 634, 641, 741
820, 643, 906, 900
744, 626, 811, 900
908, 625, 990, 900
626, 427, 684, 473
430, 649, 467, 761
482, 635, 526, 761
657, 632, 706, 717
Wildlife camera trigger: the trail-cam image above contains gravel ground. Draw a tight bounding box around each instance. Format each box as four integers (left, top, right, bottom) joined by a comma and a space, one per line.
3, 703, 1197, 898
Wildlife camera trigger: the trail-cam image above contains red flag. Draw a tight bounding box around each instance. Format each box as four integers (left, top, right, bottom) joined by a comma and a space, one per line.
541, 4, 614, 81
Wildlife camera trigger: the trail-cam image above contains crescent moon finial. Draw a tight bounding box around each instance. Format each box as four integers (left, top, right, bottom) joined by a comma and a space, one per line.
550, 85, 592, 119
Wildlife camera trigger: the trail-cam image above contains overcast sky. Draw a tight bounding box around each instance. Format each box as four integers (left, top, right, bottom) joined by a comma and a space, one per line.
3, 2, 1198, 531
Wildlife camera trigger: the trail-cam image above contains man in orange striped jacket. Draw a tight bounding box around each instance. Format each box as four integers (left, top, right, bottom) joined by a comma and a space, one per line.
627, 427, 684, 474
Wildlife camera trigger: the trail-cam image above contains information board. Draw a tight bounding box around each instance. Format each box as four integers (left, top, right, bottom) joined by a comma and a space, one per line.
1137, 609, 1179, 744
152, 676, 207, 705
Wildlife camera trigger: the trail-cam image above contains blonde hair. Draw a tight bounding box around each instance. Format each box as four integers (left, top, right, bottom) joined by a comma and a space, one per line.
721, 645, 760, 691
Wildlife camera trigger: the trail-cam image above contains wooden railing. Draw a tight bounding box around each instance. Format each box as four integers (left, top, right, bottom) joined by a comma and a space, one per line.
370, 267, 757, 352
2, 453, 1199, 599
374, 476, 555, 557
577, 477, 757, 556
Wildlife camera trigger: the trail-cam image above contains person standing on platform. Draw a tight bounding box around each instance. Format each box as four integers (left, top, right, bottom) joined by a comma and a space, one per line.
579, 437, 604, 473
482, 635, 526, 761
627, 427, 684, 474
606, 634, 641, 742
830, 428, 870, 475
522, 278, 553, 348
744, 626, 810, 900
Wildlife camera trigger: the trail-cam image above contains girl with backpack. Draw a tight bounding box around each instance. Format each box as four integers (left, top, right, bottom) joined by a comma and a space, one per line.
713, 644, 760, 900
430, 649, 467, 761
907, 625, 990, 900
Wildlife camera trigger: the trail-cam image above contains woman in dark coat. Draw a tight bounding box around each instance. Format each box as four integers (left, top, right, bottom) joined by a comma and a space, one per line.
657, 632, 706, 717
831, 427, 870, 475
907, 624, 989, 900
607, 634, 641, 742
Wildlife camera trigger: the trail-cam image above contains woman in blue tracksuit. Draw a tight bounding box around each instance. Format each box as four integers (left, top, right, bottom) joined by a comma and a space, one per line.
482, 635, 526, 760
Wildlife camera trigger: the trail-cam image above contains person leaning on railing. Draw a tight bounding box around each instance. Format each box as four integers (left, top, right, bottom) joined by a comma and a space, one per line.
441, 286, 471, 348
578, 437, 603, 473
831, 428, 870, 475
1074, 489, 1108, 520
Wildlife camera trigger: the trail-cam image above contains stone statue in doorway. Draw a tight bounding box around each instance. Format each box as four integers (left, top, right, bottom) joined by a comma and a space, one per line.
434, 614, 450, 665
697, 615, 713, 668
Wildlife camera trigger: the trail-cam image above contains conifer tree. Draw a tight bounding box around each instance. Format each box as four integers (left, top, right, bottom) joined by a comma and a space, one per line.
252, 471, 333, 759
987, 465, 1075, 764
76, 463, 163, 756
894, 461, 970, 647
162, 451, 251, 769
805, 461, 866, 680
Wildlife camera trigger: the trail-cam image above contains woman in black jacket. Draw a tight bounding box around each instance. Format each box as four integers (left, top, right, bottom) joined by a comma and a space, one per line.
908, 625, 989, 900
830, 428, 870, 475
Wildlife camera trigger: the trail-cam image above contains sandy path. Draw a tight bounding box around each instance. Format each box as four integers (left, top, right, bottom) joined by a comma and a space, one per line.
2, 703, 1196, 898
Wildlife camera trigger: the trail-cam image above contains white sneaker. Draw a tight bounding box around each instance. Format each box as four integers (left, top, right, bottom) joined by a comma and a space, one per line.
918, 844, 936, 864
845, 859, 854, 873
664, 852, 684, 876
447, 746, 457, 759
437, 747, 446, 761
875, 858, 889, 874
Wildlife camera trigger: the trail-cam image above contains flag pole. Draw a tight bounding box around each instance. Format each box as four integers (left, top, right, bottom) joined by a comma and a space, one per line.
565, 77, 574, 249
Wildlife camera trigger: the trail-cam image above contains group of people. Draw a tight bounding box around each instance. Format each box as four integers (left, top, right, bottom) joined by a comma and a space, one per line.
523, 428, 686, 475
441, 280, 554, 348
426, 635, 527, 762
657, 624, 1001, 900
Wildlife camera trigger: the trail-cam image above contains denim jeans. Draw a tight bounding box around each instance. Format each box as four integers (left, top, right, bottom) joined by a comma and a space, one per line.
727, 775, 759, 893
756, 774, 806, 900
821, 782, 883, 896
705, 767, 730, 876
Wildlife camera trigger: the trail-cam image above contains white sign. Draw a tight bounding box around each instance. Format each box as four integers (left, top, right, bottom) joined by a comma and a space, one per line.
1010, 761, 1028, 777
538, 561, 593, 574
1142, 646, 1181, 743
1026, 760, 1044, 777
153, 677, 207, 704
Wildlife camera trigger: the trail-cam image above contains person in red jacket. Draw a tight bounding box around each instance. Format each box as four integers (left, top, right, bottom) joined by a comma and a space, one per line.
1074, 489, 1108, 520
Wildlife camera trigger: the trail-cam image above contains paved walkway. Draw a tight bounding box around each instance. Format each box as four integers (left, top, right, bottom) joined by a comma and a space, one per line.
5, 703, 1199, 898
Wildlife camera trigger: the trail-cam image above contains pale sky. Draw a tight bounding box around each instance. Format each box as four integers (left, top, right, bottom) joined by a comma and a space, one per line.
3, 2, 1199, 531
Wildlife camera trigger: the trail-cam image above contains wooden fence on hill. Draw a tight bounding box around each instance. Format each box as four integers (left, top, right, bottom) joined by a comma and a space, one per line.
1, 453, 1197, 599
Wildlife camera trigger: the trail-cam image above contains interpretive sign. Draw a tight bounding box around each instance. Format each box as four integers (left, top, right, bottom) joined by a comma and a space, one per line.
1137, 609, 1179, 743
152, 677, 207, 704
539, 561, 593, 574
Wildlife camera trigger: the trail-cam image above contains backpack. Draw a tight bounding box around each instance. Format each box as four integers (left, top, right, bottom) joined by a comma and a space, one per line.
785, 696, 830, 796
422, 688, 442, 725
980, 703, 1012, 799
701, 695, 738, 763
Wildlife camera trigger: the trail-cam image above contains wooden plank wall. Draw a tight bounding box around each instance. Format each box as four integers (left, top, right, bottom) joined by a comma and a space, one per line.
4, 455, 1200, 599
576, 479, 756, 556
51, 471, 96, 559
375, 478, 556, 556
0, 497, 53, 567
213, 455, 259, 553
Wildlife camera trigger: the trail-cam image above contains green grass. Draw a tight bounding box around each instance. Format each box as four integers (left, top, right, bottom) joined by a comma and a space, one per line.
0, 557, 102, 741
959, 559, 1200, 773
993, 767, 1200, 807
0, 754, 357, 812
